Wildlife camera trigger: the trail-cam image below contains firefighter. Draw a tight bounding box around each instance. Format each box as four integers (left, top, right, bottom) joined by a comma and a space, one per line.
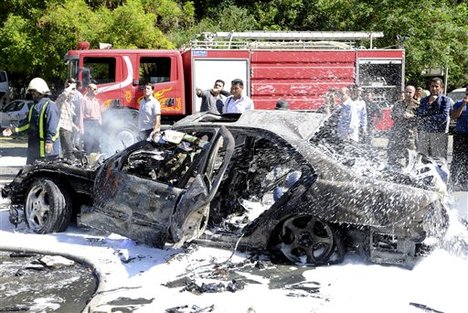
2, 77, 61, 164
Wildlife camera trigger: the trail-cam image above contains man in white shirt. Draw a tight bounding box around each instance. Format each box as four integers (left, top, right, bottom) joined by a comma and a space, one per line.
223, 79, 254, 113
351, 86, 368, 142
138, 83, 161, 141
337, 86, 360, 142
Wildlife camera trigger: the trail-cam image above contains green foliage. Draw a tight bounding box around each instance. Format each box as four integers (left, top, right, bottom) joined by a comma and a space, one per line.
97, 0, 174, 49
204, 1, 258, 31
142, 0, 195, 32
360, 0, 468, 89
167, 1, 258, 47
245, 0, 467, 89
0, 0, 176, 84
0, 0, 466, 90
0, 15, 37, 78
251, 0, 303, 30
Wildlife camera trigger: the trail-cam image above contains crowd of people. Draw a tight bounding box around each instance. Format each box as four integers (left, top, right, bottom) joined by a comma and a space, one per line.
2, 78, 106, 164
0, 77, 255, 163
334, 77, 468, 190
2, 76, 467, 190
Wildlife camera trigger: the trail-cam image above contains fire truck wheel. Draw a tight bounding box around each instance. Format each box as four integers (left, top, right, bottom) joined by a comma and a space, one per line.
115, 127, 138, 149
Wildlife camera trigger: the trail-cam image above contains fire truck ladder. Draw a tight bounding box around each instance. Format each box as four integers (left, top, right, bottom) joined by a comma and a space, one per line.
190, 31, 384, 50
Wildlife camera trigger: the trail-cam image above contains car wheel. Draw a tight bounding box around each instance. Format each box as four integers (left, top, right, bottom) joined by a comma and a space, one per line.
270, 214, 344, 266
24, 179, 72, 233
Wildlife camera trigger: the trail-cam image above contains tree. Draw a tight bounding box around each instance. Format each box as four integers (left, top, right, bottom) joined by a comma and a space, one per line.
142, 0, 195, 33
96, 0, 174, 49
0, 0, 466, 90
222, 0, 467, 89
168, 1, 258, 47
0, 0, 179, 85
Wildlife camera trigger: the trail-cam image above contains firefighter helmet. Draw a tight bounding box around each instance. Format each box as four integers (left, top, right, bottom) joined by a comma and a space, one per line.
27, 77, 51, 95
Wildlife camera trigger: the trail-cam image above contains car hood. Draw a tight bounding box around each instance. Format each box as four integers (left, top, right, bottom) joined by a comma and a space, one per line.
173, 110, 328, 141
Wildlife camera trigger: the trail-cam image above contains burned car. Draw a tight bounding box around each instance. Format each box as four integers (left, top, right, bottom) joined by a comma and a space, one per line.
1, 110, 449, 267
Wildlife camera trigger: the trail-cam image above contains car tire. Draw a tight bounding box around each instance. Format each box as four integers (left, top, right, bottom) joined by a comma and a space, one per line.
24, 179, 72, 233
269, 214, 345, 266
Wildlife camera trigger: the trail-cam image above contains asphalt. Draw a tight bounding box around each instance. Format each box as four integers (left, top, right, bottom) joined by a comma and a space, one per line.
0, 251, 98, 312
0, 135, 98, 313
0, 134, 27, 184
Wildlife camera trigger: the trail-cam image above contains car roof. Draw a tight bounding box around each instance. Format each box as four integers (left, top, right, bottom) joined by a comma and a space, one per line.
1, 99, 33, 112
173, 110, 328, 141
448, 88, 465, 101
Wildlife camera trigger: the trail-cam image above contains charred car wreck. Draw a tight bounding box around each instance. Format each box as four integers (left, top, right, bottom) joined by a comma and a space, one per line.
1, 110, 449, 267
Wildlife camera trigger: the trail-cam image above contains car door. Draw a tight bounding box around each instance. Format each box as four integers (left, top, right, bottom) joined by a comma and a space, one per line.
170, 126, 235, 247
80, 127, 234, 248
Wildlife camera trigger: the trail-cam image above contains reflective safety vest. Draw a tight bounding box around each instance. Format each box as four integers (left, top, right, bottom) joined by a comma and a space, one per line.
15, 101, 60, 157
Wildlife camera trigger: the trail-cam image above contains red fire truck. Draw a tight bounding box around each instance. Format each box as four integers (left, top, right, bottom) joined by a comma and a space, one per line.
65, 31, 404, 146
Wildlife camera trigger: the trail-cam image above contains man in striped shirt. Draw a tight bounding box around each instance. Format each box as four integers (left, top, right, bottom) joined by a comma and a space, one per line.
56, 79, 79, 160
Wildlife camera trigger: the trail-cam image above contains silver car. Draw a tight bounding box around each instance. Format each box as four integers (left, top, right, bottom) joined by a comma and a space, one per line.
0, 99, 33, 129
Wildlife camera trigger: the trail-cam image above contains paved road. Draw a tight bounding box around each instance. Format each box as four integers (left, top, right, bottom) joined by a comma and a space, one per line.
0, 135, 98, 313
0, 135, 27, 185
0, 251, 97, 313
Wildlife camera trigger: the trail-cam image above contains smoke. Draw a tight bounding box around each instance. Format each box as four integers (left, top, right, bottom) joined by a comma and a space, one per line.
100, 108, 139, 157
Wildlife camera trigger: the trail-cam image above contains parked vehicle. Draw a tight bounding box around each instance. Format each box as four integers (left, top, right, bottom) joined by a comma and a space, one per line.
448, 88, 465, 102
0, 99, 33, 129
447, 88, 466, 134
65, 31, 404, 146
2, 110, 448, 268
0, 70, 9, 108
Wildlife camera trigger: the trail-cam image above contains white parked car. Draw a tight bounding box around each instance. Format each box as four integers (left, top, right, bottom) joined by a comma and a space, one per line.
0, 99, 33, 129
448, 88, 465, 102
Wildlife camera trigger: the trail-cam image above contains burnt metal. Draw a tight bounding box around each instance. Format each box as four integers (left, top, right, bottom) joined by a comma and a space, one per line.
1, 111, 450, 268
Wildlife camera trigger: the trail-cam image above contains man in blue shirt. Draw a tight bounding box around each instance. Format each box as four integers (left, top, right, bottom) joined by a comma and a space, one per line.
449, 84, 468, 189
416, 77, 452, 159
337, 86, 359, 142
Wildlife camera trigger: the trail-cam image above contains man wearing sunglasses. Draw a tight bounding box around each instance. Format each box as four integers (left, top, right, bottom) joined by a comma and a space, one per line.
79, 83, 102, 154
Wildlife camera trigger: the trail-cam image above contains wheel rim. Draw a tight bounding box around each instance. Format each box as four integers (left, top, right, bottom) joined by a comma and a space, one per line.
25, 183, 51, 231
278, 215, 335, 265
